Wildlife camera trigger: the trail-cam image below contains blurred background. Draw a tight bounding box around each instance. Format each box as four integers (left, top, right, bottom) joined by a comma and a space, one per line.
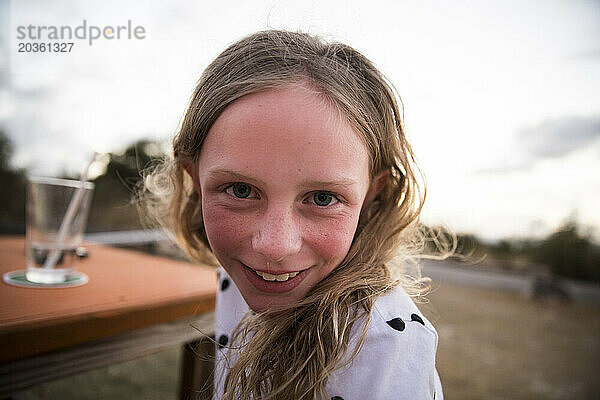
1, 0, 599, 399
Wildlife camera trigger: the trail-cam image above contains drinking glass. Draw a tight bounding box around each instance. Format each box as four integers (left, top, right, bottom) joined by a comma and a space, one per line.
25, 176, 94, 284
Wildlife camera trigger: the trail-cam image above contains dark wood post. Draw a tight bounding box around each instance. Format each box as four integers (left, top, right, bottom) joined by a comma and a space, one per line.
179, 336, 215, 400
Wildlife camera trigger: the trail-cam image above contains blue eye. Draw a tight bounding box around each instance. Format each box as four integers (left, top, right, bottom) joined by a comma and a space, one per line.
312, 191, 337, 206
227, 183, 252, 198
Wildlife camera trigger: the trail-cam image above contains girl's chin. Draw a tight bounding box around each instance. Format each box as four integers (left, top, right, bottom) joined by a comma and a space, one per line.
243, 292, 304, 313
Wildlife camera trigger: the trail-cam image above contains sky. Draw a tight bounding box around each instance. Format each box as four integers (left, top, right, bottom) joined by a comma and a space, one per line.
1, 0, 599, 242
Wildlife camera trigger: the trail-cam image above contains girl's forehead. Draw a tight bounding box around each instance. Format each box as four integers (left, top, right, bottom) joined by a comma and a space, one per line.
227, 84, 328, 119
198, 85, 371, 184
207, 85, 363, 152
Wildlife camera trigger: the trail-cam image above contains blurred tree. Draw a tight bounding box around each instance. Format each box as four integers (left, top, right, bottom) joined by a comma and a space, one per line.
0, 131, 26, 234
0, 130, 12, 170
427, 220, 599, 283
495, 239, 513, 254
86, 139, 165, 232
533, 220, 600, 282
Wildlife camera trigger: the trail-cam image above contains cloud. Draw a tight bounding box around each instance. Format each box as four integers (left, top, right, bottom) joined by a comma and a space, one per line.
520, 116, 600, 158
571, 48, 600, 60
475, 115, 600, 174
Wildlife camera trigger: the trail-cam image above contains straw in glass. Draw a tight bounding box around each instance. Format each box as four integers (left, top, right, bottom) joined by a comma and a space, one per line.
42, 153, 98, 270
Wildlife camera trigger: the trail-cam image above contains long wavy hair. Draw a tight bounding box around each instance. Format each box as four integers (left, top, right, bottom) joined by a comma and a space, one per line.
143, 30, 436, 399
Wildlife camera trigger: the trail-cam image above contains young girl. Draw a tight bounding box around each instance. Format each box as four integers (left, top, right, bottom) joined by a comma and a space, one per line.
145, 30, 443, 399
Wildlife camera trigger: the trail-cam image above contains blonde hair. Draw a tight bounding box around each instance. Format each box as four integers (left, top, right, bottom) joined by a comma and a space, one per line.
143, 30, 434, 399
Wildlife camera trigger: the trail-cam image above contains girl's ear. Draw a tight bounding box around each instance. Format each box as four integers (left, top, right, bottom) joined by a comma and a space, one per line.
363, 170, 389, 207
182, 161, 202, 194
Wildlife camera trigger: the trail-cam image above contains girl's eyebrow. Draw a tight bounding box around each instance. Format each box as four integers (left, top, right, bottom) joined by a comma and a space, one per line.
298, 179, 359, 190
206, 169, 267, 187
206, 169, 358, 190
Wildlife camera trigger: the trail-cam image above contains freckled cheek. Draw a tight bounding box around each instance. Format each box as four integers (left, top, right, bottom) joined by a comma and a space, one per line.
202, 203, 253, 256
306, 217, 359, 266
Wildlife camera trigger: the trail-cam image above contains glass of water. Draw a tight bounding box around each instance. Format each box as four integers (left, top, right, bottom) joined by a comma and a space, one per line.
26, 176, 94, 284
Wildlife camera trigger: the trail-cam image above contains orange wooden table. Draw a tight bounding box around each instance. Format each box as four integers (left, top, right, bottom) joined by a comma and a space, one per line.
0, 236, 217, 398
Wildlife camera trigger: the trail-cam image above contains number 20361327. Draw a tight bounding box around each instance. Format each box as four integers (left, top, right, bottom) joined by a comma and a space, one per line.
18, 42, 74, 52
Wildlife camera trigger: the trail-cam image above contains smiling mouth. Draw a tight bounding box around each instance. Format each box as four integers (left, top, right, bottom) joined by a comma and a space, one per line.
241, 262, 308, 293
253, 270, 300, 282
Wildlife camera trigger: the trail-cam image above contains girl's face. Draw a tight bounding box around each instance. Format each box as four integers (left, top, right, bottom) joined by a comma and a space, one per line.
194, 84, 382, 312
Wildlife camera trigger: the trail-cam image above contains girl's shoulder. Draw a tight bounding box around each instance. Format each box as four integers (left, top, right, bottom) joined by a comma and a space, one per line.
326, 285, 443, 400
370, 284, 439, 341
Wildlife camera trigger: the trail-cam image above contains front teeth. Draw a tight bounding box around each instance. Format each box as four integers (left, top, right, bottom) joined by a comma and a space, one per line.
255, 270, 300, 282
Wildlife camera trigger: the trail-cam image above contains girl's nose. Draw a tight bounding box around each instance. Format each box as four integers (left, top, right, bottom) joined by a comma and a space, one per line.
251, 205, 302, 262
